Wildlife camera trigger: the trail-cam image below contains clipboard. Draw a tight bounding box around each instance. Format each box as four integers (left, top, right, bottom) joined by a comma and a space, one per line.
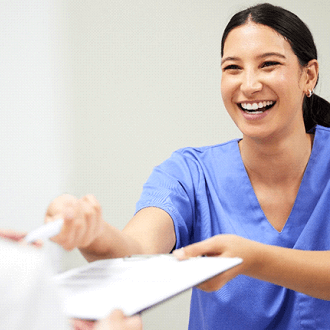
54, 254, 242, 320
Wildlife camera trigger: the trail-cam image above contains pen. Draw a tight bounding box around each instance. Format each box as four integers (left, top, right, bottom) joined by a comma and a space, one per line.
25, 219, 64, 243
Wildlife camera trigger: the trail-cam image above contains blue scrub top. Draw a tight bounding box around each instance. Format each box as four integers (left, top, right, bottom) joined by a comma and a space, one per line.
136, 125, 330, 329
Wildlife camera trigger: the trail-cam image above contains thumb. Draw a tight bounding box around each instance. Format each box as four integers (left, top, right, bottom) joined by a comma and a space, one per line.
173, 237, 220, 260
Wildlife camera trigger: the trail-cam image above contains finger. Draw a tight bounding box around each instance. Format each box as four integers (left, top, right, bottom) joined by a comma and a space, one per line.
85, 194, 103, 238
52, 206, 82, 250
95, 310, 122, 330
44, 194, 87, 251
61, 196, 100, 250
64, 206, 87, 250
79, 195, 104, 248
0, 230, 26, 242
107, 310, 143, 330
77, 196, 97, 247
71, 319, 95, 330
0, 230, 44, 249
121, 316, 143, 330
174, 236, 222, 260
19, 238, 44, 249
45, 194, 78, 220
45, 195, 78, 249
108, 309, 125, 321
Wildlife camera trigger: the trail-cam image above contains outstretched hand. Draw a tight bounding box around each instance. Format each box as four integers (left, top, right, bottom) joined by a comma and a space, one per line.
173, 234, 262, 292
45, 194, 104, 251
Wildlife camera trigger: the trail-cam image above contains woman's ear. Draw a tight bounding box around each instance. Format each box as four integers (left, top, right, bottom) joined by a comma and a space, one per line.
304, 59, 319, 94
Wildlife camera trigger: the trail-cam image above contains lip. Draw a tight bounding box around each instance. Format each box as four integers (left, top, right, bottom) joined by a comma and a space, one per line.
240, 107, 271, 121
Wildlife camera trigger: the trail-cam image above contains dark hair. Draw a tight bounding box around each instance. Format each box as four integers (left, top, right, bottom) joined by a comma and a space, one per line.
221, 3, 330, 131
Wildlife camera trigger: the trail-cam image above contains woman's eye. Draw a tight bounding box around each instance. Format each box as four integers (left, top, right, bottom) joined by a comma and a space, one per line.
262, 61, 280, 68
223, 64, 241, 71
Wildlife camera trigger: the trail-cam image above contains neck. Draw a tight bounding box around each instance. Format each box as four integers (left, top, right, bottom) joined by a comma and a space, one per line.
239, 128, 313, 185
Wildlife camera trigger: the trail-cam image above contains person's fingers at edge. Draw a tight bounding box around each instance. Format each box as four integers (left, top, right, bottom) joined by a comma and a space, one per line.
173, 236, 221, 260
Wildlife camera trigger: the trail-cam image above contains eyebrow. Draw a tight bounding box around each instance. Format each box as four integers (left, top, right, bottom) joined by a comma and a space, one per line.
257, 52, 287, 60
221, 52, 287, 65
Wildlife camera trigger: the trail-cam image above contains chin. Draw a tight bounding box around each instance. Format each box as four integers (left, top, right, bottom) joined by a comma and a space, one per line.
239, 125, 278, 142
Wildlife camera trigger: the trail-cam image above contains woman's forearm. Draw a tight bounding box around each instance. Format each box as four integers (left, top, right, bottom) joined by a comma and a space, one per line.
79, 221, 144, 262
247, 243, 330, 300
176, 235, 330, 300
79, 207, 176, 262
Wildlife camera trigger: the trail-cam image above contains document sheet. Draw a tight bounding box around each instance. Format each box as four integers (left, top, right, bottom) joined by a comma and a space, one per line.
54, 254, 242, 320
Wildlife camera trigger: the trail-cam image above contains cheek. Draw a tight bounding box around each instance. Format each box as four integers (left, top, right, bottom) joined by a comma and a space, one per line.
274, 70, 303, 97
276, 72, 291, 89
220, 77, 234, 108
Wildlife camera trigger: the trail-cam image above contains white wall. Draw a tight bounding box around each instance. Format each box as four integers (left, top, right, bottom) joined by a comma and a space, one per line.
2, 0, 330, 329
62, 1, 330, 327
0, 0, 70, 231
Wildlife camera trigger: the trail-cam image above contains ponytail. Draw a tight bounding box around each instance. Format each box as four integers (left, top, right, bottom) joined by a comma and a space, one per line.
303, 94, 330, 131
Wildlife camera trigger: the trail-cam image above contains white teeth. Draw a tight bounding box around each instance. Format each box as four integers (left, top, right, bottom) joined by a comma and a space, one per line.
241, 101, 274, 111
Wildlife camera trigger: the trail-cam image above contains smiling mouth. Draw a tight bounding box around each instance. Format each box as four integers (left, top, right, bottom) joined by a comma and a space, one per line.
238, 101, 276, 114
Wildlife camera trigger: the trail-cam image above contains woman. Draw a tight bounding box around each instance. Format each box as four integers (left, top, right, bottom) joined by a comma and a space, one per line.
46, 3, 330, 329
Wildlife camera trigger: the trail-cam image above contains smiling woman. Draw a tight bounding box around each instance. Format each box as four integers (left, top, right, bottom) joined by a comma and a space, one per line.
221, 22, 318, 142
219, 5, 323, 234
42, 3, 330, 330
221, 3, 330, 132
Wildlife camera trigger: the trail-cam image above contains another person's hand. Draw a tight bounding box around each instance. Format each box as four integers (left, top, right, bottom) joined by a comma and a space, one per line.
45, 194, 104, 251
72, 310, 143, 330
0, 229, 26, 242
0, 229, 43, 248
95, 310, 143, 330
173, 234, 262, 292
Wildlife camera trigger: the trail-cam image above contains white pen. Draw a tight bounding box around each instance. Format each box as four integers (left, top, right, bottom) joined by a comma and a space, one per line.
25, 219, 64, 243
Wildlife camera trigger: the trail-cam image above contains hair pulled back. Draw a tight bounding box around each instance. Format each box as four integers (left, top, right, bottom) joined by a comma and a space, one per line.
221, 3, 330, 131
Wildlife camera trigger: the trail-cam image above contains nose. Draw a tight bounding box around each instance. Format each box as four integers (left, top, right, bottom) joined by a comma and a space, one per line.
240, 69, 263, 96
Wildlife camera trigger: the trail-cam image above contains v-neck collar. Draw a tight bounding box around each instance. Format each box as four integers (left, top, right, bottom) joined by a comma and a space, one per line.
233, 128, 319, 244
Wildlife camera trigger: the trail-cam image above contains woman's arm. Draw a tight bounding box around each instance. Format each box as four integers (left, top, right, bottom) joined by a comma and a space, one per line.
45, 194, 176, 262
80, 206, 176, 262
174, 234, 330, 300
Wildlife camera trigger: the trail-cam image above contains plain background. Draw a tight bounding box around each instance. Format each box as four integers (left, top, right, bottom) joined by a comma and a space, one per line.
1, 0, 330, 328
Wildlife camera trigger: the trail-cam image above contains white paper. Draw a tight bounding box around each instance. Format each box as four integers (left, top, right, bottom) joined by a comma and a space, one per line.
54, 255, 242, 320
0, 239, 69, 330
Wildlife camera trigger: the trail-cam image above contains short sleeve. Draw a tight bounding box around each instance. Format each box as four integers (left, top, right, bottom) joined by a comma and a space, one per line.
135, 150, 199, 249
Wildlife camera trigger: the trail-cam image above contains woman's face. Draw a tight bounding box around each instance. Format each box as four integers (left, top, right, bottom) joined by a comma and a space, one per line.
221, 22, 307, 141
